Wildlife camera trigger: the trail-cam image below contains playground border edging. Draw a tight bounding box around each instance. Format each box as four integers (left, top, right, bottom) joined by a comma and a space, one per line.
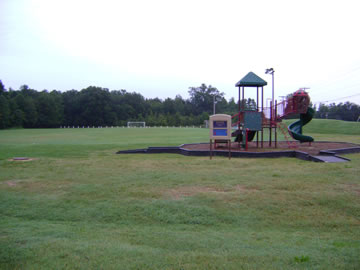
116, 143, 360, 162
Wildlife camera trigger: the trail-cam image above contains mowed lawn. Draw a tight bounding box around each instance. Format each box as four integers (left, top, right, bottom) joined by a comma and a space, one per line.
0, 119, 360, 269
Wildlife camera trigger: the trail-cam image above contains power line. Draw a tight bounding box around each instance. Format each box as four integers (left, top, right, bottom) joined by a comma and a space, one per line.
315, 65, 360, 88
315, 93, 360, 104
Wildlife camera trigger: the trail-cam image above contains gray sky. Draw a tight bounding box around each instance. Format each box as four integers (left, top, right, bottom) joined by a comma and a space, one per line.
1, 0, 360, 106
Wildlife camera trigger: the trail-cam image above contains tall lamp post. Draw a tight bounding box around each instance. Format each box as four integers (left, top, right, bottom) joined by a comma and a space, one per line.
265, 68, 275, 146
265, 68, 275, 105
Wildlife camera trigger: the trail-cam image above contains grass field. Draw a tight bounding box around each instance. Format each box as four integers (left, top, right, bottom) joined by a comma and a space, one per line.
1, 119, 360, 269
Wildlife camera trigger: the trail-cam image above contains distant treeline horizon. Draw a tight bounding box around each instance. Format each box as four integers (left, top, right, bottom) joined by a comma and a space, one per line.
0, 80, 359, 129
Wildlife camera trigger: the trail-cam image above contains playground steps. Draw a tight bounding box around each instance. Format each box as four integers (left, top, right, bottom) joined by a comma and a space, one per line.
276, 122, 297, 148
311, 155, 349, 163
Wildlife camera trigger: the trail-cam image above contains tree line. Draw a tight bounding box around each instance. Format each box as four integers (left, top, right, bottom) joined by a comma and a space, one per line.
315, 102, 360, 121
0, 80, 359, 129
0, 81, 240, 128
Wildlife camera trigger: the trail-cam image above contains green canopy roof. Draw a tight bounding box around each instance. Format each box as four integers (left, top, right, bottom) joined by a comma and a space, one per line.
235, 72, 267, 87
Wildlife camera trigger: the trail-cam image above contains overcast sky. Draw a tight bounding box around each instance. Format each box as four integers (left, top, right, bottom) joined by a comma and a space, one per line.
1, 0, 360, 106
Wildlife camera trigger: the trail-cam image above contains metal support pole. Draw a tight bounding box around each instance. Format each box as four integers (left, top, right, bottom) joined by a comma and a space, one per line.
275, 100, 278, 148
238, 87, 241, 113
272, 72, 274, 109
242, 87, 245, 111
228, 139, 231, 160
257, 86, 259, 112
245, 129, 249, 151
266, 68, 275, 111
261, 86, 264, 148
269, 100, 272, 147
256, 86, 259, 147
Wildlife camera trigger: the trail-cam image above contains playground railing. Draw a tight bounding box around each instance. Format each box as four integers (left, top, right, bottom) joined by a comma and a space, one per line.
263, 99, 298, 120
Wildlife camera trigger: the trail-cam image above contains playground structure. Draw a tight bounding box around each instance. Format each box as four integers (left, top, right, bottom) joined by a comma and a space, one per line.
231, 72, 314, 149
118, 71, 360, 162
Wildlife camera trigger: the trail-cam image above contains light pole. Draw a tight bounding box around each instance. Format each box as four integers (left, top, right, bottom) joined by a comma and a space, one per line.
265, 68, 275, 147
265, 68, 275, 105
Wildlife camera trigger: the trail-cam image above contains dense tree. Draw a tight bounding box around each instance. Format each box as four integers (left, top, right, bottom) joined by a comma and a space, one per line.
226, 98, 237, 114
14, 94, 38, 127
0, 80, 5, 95
188, 84, 225, 115
8, 98, 24, 127
315, 102, 360, 121
36, 91, 63, 127
0, 95, 10, 128
77, 87, 114, 126
63, 90, 81, 126
0, 79, 359, 129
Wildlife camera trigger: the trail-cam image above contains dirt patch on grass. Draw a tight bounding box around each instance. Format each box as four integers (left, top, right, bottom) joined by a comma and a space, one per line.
8, 157, 36, 162
3, 180, 29, 187
3, 179, 43, 189
165, 185, 258, 200
167, 186, 224, 200
2, 179, 72, 195
5, 181, 18, 187
234, 185, 259, 192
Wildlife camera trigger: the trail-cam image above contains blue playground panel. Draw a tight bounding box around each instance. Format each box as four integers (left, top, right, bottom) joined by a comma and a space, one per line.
213, 121, 227, 128
213, 129, 228, 136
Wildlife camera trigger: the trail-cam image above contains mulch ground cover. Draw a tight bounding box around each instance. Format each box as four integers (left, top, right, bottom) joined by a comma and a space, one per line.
181, 141, 359, 156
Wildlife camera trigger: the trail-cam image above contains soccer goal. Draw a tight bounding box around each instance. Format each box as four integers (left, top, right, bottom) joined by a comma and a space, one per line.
127, 121, 146, 128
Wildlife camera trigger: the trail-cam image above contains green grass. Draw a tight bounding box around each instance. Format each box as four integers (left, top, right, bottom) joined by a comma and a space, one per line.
1, 121, 360, 269
300, 119, 360, 144
303, 119, 360, 136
